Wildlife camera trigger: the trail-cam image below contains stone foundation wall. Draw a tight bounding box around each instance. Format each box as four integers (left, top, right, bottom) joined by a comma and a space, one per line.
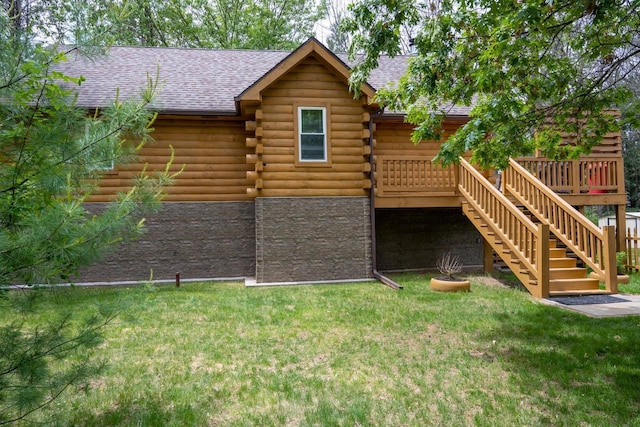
375, 207, 483, 271
255, 197, 372, 283
75, 202, 255, 283
74, 202, 480, 284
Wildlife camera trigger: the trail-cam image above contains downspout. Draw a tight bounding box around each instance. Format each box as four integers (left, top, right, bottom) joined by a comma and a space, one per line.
369, 115, 403, 290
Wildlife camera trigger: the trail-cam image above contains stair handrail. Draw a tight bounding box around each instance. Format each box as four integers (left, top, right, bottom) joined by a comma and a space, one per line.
459, 158, 549, 296
504, 158, 617, 292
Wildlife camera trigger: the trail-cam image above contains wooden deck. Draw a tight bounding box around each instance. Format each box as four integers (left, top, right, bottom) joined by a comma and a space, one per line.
374, 156, 462, 207
374, 156, 627, 208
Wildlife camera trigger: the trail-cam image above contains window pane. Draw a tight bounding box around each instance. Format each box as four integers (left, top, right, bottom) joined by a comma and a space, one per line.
301, 109, 324, 134
300, 134, 325, 160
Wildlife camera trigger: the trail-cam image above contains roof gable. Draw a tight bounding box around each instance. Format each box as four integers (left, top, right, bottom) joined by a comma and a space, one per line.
236, 38, 376, 106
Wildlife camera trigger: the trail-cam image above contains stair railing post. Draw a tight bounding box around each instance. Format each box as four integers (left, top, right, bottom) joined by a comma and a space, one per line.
602, 225, 619, 294
537, 223, 550, 298
501, 167, 509, 196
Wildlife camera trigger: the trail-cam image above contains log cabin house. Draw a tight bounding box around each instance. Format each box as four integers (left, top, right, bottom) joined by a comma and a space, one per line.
62, 38, 628, 297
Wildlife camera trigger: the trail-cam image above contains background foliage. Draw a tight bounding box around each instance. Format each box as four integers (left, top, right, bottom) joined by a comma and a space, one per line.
344, 0, 640, 169
14, 0, 328, 50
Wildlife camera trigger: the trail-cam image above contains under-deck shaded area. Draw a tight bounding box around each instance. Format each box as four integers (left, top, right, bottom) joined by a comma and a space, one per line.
375, 207, 483, 272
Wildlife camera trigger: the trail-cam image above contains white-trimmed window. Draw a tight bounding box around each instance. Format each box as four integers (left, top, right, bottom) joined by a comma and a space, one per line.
66, 122, 116, 171
83, 121, 116, 170
297, 106, 328, 163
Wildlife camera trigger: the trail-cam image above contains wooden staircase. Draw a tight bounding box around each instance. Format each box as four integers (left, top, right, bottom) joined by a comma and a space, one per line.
458, 157, 619, 298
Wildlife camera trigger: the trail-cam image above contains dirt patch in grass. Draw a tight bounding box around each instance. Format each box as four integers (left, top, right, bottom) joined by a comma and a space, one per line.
471, 275, 511, 288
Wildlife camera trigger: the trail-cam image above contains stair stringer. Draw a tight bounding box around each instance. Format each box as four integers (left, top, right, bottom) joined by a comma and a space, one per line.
461, 201, 549, 298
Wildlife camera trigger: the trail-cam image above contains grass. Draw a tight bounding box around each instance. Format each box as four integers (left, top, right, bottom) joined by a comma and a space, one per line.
5, 273, 640, 426
621, 271, 640, 294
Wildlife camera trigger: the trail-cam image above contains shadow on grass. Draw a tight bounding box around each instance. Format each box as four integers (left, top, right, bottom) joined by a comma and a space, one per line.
63, 393, 373, 427
477, 303, 640, 424
64, 394, 199, 426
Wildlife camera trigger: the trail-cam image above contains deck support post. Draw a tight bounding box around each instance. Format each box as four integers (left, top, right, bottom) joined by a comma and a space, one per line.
603, 225, 619, 294
483, 238, 493, 274
615, 204, 626, 252
571, 159, 580, 194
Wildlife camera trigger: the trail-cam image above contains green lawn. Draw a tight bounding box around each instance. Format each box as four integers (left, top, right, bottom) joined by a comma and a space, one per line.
6, 273, 640, 426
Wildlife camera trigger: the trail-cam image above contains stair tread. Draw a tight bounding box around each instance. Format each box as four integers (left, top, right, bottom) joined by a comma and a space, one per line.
549, 248, 567, 257
550, 258, 577, 266
549, 267, 589, 279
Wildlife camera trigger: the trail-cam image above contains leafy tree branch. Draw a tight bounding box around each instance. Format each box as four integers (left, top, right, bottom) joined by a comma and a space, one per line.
344, 0, 640, 169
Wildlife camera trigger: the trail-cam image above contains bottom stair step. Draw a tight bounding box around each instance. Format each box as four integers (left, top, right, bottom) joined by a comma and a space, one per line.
550, 278, 600, 292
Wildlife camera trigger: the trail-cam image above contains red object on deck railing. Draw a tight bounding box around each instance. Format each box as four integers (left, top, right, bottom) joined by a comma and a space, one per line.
588, 162, 609, 194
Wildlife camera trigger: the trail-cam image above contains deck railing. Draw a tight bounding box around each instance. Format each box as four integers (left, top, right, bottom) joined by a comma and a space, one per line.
515, 157, 622, 194
376, 156, 457, 196
504, 158, 618, 292
625, 228, 640, 273
459, 157, 549, 297
375, 155, 623, 198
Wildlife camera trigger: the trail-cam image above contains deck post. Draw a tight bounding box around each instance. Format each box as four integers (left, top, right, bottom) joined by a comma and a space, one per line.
615, 204, 626, 252
603, 225, 619, 294
536, 223, 550, 298
483, 238, 493, 274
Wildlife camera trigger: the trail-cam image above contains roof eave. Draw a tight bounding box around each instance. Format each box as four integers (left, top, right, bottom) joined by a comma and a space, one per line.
373, 112, 470, 121
153, 108, 239, 117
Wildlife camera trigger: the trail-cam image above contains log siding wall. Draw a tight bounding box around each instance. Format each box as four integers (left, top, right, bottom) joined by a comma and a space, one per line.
248, 55, 371, 198
374, 120, 464, 159
92, 118, 252, 202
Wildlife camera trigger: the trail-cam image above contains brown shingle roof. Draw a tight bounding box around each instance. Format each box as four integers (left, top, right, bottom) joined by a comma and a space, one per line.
57, 42, 471, 116
355, 54, 409, 92
58, 47, 291, 113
